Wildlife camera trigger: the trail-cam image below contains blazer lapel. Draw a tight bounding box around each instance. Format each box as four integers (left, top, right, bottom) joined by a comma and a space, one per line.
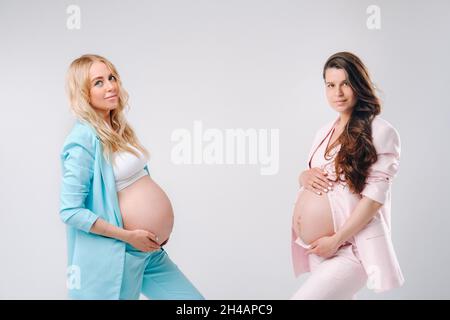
96, 136, 124, 228
307, 117, 339, 168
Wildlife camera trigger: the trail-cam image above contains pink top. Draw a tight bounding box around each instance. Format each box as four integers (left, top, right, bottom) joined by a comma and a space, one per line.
291, 116, 405, 293
309, 121, 353, 242
309, 122, 340, 177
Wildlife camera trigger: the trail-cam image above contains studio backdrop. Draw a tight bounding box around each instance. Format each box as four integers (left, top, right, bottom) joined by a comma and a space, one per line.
1, 0, 449, 299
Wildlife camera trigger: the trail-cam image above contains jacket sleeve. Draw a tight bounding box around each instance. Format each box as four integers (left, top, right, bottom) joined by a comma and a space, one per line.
360, 123, 401, 205
59, 134, 99, 233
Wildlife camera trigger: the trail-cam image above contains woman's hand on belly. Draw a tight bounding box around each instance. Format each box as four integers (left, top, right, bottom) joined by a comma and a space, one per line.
124, 229, 161, 252
299, 167, 334, 195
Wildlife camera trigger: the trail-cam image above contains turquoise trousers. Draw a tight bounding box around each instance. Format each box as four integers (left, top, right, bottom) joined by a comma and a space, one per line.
119, 244, 204, 300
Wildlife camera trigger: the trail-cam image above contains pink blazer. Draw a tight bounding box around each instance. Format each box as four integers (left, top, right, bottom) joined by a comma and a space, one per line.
291, 116, 405, 293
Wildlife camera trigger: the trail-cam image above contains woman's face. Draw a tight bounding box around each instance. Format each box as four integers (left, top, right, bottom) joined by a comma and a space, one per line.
324, 67, 357, 115
88, 61, 119, 119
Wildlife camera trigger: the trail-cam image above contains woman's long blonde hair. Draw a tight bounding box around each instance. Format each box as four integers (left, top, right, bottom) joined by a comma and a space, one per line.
65, 54, 149, 165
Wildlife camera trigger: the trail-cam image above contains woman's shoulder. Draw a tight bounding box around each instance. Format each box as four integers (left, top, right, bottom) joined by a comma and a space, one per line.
62, 119, 98, 151
371, 115, 400, 140
372, 115, 397, 130
371, 115, 401, 152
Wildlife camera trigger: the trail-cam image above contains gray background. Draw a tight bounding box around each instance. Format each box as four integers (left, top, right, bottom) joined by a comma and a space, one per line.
1, 0, 449, 299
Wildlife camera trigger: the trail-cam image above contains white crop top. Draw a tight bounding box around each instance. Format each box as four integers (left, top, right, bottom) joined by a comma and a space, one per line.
112, 145, 149, 192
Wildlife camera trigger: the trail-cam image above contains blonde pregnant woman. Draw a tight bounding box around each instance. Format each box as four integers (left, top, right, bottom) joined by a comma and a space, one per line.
290, 52, 404, 300
60, 54, 203, 300
114, 147, 174, 247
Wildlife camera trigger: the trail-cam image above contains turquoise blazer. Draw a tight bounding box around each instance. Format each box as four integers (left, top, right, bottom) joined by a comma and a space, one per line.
59, 120, 149, 299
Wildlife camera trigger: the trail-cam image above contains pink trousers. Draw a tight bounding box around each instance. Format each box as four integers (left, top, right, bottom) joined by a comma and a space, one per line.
291, 241, 368, 300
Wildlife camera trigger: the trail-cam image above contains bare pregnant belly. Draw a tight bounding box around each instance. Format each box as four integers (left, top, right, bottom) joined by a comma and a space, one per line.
118, 175, 174, 245
292, 188, 335, 245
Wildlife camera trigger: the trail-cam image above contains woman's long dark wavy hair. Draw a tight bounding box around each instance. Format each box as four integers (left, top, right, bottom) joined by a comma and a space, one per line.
323, 52, 380, 194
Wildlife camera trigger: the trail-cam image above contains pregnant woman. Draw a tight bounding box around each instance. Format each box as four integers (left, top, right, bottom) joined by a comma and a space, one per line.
60, 54, 204, 300
291, 52, 404, 299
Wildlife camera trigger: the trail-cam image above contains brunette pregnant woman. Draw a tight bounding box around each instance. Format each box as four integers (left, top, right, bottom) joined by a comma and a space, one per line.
292, 118, 345, 247
290, 52, 405, 299
59, 54, 204, 300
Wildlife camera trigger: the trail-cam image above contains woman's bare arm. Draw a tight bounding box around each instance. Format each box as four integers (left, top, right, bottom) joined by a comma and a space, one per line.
89, 218, 130, 242
334, 196, 382, 246
307, 196, 383, 257
89, 218, 160, 252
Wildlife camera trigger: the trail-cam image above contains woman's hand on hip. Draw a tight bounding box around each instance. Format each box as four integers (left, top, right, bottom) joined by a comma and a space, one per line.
299, 167, 333, 195
125, 229, 161, 252
306, 235, 340, 258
